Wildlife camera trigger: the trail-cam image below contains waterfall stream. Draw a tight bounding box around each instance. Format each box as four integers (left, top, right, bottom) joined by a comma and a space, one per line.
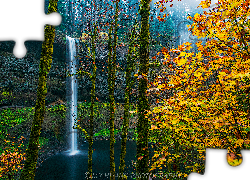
66, 35, 79, 155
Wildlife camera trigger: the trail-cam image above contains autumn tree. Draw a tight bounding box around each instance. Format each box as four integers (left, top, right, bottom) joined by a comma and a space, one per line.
147, 0, 250, 176
19, 0, 59, 179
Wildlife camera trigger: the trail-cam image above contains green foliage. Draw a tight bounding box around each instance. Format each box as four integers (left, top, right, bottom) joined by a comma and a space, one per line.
94, 128, 121, 137
39, 137, 49, 147
129, 127, 138, 141
77, 102, 138, 141
0, 107, 34, 144
47, 104, 66, 120
0, 107, 34, 127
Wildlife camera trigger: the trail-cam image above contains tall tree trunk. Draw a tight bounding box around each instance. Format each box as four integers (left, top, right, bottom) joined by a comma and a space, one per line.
108, 0, 119, 180
87, 23, 97, 180
118, 24, 138, 180
19, 0, 58, 179
136, 0, 150, 179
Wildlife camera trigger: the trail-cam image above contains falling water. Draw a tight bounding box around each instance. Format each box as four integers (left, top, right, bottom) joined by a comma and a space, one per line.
66, 35, 79, 155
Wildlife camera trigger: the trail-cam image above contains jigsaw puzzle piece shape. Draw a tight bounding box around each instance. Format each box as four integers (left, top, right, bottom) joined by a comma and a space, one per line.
0, 0, 61, 58
188, 149, 250, 180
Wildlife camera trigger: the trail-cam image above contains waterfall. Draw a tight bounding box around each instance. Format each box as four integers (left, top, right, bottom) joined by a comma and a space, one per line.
177, 20, 191, 47
66, 35, 79, 155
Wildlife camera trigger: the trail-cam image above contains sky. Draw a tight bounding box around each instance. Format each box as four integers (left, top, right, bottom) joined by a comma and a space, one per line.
151, 0, 219, 14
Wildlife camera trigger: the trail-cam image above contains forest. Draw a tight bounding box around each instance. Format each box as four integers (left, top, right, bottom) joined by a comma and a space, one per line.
0, 0, 250, 179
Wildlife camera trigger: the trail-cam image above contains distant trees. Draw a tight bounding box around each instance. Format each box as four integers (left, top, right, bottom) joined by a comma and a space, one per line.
19, 0, 59, 179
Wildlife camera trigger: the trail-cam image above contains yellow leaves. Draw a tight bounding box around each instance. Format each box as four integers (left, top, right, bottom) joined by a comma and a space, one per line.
235, 139, 244, 147
179, 52, 186, 57
218, 71, 227, 80
174, 50, 194, 66
233, 72, 250, 79
186, 45, 193, 51
184, 42, 192, 46
184, 42, 193, 50
152, 153, 160, 159
195, 41, 203, 50
194, 13, 201, 21
146, 0, 250, 172
205, 19, 212, 27
225, 21, 232, 29
157, 84, 165, 89
198, 0, 210, 9
159, 156, 166, 163
171, 118, 179, 125
217, 32, 229, 41
194, 69, 203, 78
196, 51, 203, 60
176, 57, 187, 66
228, 1, 241, 10
185, 52, 193, 58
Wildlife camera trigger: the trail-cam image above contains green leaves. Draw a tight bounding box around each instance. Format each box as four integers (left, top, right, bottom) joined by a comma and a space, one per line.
94, 128, 121, 137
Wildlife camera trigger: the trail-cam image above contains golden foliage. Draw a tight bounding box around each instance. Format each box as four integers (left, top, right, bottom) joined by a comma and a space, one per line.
147, 0, 250, 173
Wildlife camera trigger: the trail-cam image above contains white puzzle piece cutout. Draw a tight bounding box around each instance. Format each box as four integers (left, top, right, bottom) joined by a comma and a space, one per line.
188, 149, 250, 180
0, 0, 61, 58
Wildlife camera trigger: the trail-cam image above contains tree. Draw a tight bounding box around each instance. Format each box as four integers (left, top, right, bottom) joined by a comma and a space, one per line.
108, 0, 119, 179
118, 22, 139, 180
19, 0, 59, 179
147, 0, 250, 176
79, 22, 98, 180
136, 0, 151, 179
74, 1, 99, 179
86, 23, 97, 180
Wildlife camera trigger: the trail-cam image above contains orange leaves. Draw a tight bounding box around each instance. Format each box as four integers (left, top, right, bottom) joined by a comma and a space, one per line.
177, 44, 185, 51
221, 69, 231, 74
150, 124, 159, 130
161, 47, 168, 55
160, 6, 166, 12
0, 138, 26, 179
157, 16, 165, 22
184, 42, 193, 51
137, 156, 144, 160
